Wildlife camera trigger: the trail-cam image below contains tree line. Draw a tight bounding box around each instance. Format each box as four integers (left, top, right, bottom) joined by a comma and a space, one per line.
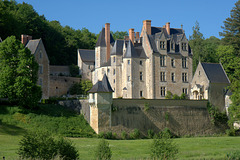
0, 0, 127, 65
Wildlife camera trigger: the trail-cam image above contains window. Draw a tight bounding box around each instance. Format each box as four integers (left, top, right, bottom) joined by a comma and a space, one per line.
113, 79, 115, 83
171, 43, 174, 50
160, 41, 165, 49
140, 91, 143, 97
128, 60, 130, 64
171, 58, 175, 67
160, 55, 166, 67
171, 73, 175, 82
113, 69, 115, 75
127, 76, 130, 81
182, 43, 187, 51
182, 73, 187, 82
183, 88, 188, 95
182, 57, 187, 68
39, 65, 43, 74
39, 50, 42, 59
140, 60, 142, 65
107, 69, 110, 73
39, 78, 42, 87
113, 57, 116, 63
88, 65, 90, 69
140, 72, 143, 81
161, 87, 166, 97
199, 71, 200, 75
160, 72, 166, 82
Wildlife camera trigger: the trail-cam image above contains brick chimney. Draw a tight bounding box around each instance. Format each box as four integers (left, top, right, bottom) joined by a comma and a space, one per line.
143, 20, 151, 35
166, 22, 170, 35
129, 28, 135, 44
21, 35, 32, 46
105, 23, 110, 62
136, 32, 140, 40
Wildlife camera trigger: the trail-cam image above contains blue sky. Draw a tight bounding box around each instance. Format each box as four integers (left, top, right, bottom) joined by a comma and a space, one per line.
15, 0, 237, 39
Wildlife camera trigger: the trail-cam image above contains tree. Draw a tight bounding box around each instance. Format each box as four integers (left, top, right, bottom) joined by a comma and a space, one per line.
95, 139, 112, 160
150, 131, 178, 159
69, 80, 92, 95
220, 0, 240, 52
0, 36, 41, 108
111, 31, 128, 40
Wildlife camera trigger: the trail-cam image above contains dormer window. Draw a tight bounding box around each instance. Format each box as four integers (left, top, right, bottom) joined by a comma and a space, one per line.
160, 41, 165, 49
182, 43, 187, 51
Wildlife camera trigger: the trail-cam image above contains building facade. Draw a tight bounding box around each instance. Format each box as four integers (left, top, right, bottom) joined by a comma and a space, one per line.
81, 20, 193, 99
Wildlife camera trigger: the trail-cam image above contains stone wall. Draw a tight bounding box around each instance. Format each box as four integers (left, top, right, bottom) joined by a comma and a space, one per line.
110, 99, 221, 136
50, 65, 70, 76
58, 99, 90, 123
49, 76, 81, 97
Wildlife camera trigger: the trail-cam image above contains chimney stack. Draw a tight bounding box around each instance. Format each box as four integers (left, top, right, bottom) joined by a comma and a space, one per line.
166, 22, 170, 35
21, 35, 32, 46
136, 32, 140, 40
143, 20, 151, 35
129, 28, 135, 44
105, 23, 110, 62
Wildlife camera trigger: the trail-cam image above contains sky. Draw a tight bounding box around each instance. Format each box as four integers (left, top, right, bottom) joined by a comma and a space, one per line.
15, 0, 237, 39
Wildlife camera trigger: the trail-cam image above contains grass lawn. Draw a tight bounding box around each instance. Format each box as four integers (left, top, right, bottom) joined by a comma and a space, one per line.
1, 133, 240, 159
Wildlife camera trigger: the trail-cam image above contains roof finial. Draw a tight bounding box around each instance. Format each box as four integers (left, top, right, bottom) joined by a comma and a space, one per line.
199, 56, 201, 63
181, 24, 183, 29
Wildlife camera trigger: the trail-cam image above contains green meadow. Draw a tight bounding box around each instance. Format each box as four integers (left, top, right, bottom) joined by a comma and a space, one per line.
0, 105, 240, 159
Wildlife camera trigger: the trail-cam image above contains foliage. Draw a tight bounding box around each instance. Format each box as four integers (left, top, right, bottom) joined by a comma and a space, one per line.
180, 93, 186, 100
110, 31, 128, 40
0, 1, 97, 65
144, 102, 149, 111
226, 150, 240, 160
150, 131, 178, 160
172, 94, 180, 100
0, 36, 41, 108
130, 129, 141, 139
69, 80, 92, 95
148, 129, 155, 139
18, 130, 79, 160
69, 64, 79, 77
121, 131, 127, 140
95, 139, 112, 160
165, 91, 173, 99
0, 105, 95, 138
207, 102, 228, 125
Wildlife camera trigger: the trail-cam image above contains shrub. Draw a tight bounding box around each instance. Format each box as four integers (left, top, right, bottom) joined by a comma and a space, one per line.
112, 132, 118, 139
148, 129, 155, 139
95, 139, 112, 160
121, 131, 127, 140
226, 150, 240, 160
226, 129, 236, 136
180, 93, 186, 99
130, 129, 140, 139
98, 132, 105, 138
144, 103, 150, 111
106, 132, 113, 139
165, 91, 173, 99
172, 94, 180, 100
150, 131, 178, 160
18, 131, 79, 160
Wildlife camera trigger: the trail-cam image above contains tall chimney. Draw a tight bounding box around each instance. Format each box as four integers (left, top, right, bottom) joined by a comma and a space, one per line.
105, 23, 110, 62
129, 28, 135, 44
21, 35, 32, 46
166, 22, 170, 35
136, 32, 140, 40
143, 20, 151, 35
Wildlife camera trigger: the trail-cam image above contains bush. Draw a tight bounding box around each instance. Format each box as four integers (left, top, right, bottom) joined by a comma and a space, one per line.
180, 93, 186, 99
130, 129, 140, 139
226, 129, 236, 136
150, 131, 178, 160
172, 94, 180, 100
95, 139, 112, 160
106, 131, 113, 139
148, 129, 155, 139
98, 132, 105, 139
165, 91, 173, 99
226, 150, 240, 160
121, 131, 127, 140
18, 131, 79, 160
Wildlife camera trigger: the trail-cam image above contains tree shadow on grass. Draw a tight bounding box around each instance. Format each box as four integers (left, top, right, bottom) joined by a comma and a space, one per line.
0, 121, 26, 136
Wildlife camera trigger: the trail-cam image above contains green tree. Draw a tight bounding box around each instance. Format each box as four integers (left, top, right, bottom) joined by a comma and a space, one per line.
69, 80, 92, 95
69, 64, 79, 77
220, 0, 240, 52
95, 139, 112, 160
111, 31, 128, 40
150, 131, 178, 160
0, 36, 41, 108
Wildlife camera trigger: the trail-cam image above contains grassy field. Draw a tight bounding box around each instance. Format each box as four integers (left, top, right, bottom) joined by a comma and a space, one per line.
0, 133, 240, 159
1, 105, 240, 159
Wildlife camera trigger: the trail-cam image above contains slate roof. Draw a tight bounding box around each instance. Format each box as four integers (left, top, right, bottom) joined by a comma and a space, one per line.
96, 28, 115, 47
124, 40, 139, 58
201, 63, 230, 84
111, 40, 125, 55
78, 49, 95, 62
26, 39, 41, 54
88, 74, 113, 93
151, 27, 183, 36
147, 35, 158, 53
